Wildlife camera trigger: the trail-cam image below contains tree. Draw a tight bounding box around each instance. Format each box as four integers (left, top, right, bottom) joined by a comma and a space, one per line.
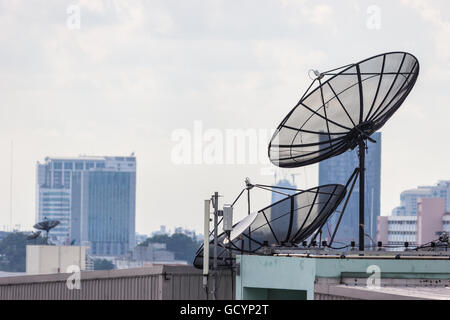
0, 232, 47, 272
93, 258, 115, 270
140, 233, 202, 264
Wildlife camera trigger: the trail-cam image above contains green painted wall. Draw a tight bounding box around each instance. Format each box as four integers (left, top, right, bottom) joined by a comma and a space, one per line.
236, 255, 450, 300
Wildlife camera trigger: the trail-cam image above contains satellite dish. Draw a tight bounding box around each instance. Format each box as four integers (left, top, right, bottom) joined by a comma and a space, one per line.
33, 218, 60, 232
223, 212, 258, 244
33, 218, 60, 244
268, 52, 419, 168
267, 52, 419, 250
194, 184, 346, 269
26, 231, 41, 240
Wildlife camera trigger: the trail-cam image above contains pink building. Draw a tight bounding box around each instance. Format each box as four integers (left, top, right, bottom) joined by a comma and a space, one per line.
417, 198, 445, 245
377, 197, 446, 250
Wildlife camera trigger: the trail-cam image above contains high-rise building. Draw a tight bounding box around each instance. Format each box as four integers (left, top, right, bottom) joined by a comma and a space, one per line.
36, 155, 136, 256
318, 132, 381, 244
271, 174, 298, 204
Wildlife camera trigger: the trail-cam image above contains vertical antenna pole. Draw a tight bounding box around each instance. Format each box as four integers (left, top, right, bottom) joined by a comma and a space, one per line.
203, 199, 210, 297
247, 189, 251, 251
9, 140, 13, 231
358, 141, 365, 252
212, 192, 219, 300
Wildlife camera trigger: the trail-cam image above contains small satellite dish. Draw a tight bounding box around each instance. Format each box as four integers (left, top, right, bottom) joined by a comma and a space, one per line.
26, 231, 41, 240
223, 212, 258, 244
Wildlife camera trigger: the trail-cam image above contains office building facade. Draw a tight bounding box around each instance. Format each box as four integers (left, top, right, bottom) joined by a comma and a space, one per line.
377, 197, 447, 250
36, 156, 136, 256
318, 132, 381, 244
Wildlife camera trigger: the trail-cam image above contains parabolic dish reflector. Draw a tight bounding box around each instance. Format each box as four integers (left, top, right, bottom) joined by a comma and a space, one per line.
223, 212, 258, 244
193, 184, 346, 269
26, 231, 41, 240
33, 219, 60, 232
269, 52, 419, 168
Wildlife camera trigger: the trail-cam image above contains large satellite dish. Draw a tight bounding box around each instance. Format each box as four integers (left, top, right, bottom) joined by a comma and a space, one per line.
194, 184, 346, 269
268, 52, 419, 251
268, 52, 419, 168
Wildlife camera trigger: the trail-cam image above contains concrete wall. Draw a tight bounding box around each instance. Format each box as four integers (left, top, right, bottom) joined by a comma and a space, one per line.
26, 245, 87, 275
0, 265, 234, 300
236, 255, 450, 300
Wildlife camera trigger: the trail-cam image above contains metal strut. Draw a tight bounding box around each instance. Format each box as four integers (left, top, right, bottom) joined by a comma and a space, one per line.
328, 168, 360, 246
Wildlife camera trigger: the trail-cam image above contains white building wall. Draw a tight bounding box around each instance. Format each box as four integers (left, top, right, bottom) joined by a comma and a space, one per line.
387, 216, 417, 250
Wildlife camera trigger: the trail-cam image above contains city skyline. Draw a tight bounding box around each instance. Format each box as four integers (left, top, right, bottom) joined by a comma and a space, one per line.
1, 1, 450, 235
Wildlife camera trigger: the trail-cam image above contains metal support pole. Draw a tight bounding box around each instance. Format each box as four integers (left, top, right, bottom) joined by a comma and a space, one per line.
203, 199, 210, 297
212, 192, 219, 300
358, 141, 365, 252
247, 189, 251, 251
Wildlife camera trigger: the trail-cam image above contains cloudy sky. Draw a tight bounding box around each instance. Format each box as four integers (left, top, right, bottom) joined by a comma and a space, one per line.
0, 0, 449, 235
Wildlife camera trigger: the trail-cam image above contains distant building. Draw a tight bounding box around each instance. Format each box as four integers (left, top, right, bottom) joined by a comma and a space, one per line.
151, 225, 169, 237
319, 132, 381, 244
135, 233, 148, 246
113, 243, 187, 269
271, 174, 298, 204
391, 181, 450, 216
377, 215, 417, 250
377, 198, 447, 250
173, 227, 196, 239
131, 243, 175, 262
36, 155, 136, 256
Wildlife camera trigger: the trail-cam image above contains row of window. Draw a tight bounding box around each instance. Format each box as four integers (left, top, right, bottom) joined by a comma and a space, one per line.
42, 197, 70, 202
388, 241, 417, 245
388, 231, 416, 235
42, 192, 70, 196
388, 221, 416, 225
52, 162, 106, 170
42, 209, 70, 213
52, 159, 135, 171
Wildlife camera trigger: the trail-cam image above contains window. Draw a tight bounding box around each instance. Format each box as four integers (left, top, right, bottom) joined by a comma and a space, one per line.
75, 162, 84, 170
64, 171, 71, 188
53, 162, 62, 169
64, 162, 73, 170
96, 162, 105, 168
53, 171, 62, 186
86, 162, 95, 169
